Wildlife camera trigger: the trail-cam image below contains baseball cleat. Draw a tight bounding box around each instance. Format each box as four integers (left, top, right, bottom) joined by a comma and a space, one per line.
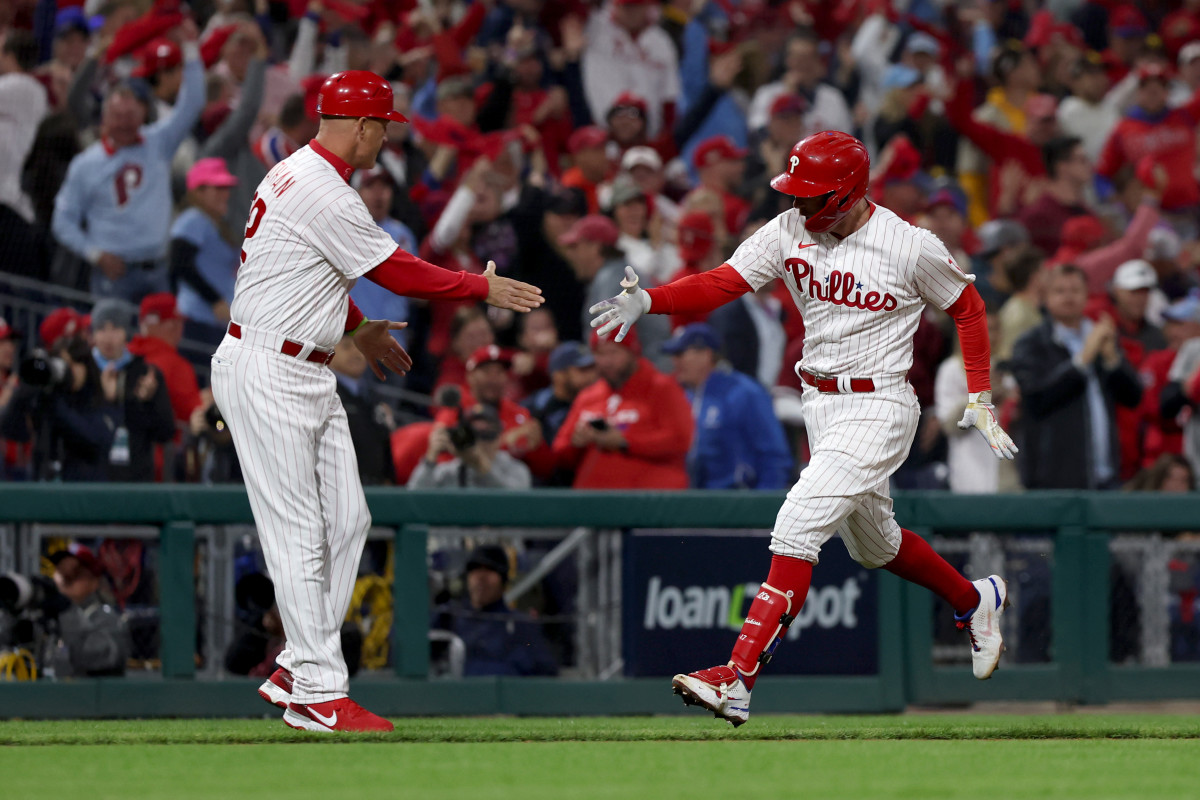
257, 667, 293, 709
672, 664, 751, 727
283, 698, 395, 733
957, 575, 1009, 680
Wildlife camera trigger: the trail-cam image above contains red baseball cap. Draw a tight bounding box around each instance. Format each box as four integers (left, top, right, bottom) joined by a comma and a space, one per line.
693, 135, 748, 169
0, 316, 17, 341
1109, 5, 1148, 37
1061, 215, 1108, 250
677, 211, 716, 261
139, 292, 182, 325
466, 344, 511, 371
558, 214, 620, 247
568, 125, 609, 155
769, 93, 807, 118
1136, 63, 1172, 84
40, 307, 82, 347
49, 542, 104, 577
590, 324, 641, 355
607, 91, 648, 118
132, 37, 182, 78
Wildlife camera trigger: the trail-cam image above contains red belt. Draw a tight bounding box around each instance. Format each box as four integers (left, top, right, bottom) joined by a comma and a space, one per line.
227, 322, 334, 366
800, 369, 875, 394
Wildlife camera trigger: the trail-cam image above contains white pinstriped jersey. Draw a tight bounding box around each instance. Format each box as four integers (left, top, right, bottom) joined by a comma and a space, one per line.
728, 204, 973, 379
231, 145, 397, 350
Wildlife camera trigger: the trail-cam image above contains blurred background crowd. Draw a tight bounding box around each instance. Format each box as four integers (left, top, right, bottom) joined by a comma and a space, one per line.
1, 0, 1200, 499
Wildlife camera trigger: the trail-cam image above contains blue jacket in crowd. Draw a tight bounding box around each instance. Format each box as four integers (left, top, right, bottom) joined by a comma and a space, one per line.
684, 365, 793, 490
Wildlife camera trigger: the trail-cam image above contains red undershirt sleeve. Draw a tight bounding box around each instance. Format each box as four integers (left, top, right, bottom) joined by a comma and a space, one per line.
364, 246, 490, 302
945, 284, 991, 394
645, 264, 753, 314
345, 297, 365, 333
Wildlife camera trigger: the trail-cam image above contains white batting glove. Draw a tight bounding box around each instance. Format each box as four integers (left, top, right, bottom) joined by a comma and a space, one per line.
589, 266, 650, 342
957, 391, 1018, 460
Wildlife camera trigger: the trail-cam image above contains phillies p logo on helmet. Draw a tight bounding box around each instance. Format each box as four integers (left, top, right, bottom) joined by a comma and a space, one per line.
789, 154, 800, 174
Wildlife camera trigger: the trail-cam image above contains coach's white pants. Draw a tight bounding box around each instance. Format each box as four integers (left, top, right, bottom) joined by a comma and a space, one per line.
770, 384, 920, 568
211, 333, 371, 703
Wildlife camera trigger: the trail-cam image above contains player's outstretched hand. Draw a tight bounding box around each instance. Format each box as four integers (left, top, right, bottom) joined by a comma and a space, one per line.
589, 266, 650, 342
957, 391, 1018, 460
353, 320, 413, 380
484, 260, 543, 312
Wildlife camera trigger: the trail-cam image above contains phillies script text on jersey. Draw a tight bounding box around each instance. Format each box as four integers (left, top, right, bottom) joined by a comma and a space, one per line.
784, 258, 898, 312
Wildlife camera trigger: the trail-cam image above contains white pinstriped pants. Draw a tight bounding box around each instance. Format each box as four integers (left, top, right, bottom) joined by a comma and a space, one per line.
770, 384, 920, 568
211, 334, 371, 703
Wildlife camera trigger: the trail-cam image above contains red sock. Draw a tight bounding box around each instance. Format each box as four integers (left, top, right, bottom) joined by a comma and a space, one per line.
732, 554, 813, 690
884, 529, 980, 615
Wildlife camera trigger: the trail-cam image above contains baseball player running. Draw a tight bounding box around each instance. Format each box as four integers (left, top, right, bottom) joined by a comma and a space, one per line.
591, 131, 1016, 726
210, 71, 543, 732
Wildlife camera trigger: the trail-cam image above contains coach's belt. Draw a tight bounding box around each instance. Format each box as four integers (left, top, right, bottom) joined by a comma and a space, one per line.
227, 322, 335, 366
799, 369, 875, 394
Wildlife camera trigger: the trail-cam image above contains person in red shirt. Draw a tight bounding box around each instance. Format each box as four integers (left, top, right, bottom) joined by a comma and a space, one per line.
553, 327, 692, 489
1096, 64, 1200, 214
1102, 4, 1149, 84
1140, 293, 1200, 467
561, 126, 612, 214
666, 211, 720, 329
688, 135, 750, 238
127, 292, 202, 425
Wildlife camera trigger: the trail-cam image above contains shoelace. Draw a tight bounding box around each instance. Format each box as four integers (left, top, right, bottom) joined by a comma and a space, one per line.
956, 619, 980, 652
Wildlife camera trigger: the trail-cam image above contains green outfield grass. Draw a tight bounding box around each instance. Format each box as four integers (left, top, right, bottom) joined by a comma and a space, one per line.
1, 716, 1197, 800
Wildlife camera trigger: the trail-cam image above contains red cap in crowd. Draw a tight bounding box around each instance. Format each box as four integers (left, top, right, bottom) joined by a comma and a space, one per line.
559, 214, 620, 247
590, 324, 641, 355
139, 293, 182, 325
608, 91, 648, 118
40, 308, 82, 348
49, 543, 104, 577
0, 317, 17, 341
132, 37, 182, 78
1109, 5, 1149, 38
769, 93, 807, 117
466, 344, 511, 371
568, 126, 609, 154
1059, 215, 1109, 253
104, 1, 185, 64
693, 135, 748, 169
1136, 63, 1172, 84
677, 211, 716, 261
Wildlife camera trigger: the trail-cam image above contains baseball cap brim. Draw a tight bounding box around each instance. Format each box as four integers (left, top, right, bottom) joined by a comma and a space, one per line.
374, 110, 409, 123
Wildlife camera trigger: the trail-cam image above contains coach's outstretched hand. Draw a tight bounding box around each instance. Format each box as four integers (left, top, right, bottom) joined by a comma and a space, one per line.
354, 320, 413, 380
590, 266, 651, 342
484, 260, 544, 312
957, 391, 1018, 460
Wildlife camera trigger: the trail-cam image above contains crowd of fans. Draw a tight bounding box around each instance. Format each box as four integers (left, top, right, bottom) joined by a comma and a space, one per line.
2, 0, 1200, 498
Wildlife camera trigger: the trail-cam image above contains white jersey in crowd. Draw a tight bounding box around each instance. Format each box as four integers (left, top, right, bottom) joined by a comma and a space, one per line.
727, 204, 972, 380
231, 144, 398, 349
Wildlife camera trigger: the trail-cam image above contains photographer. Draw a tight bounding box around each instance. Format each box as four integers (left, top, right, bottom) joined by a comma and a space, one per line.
48, 544, 129, 677
408, 405, 532, 489
0, 329, 113, 481
0, 317, 30, 480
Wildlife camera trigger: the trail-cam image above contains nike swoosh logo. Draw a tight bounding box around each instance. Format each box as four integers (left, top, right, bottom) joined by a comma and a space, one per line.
308, 708, 338, 728
797, 243, 817, 250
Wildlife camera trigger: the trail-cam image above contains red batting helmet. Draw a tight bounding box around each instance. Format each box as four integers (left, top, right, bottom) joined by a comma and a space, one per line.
770, 131, 870, 234
316, 71, 409, 123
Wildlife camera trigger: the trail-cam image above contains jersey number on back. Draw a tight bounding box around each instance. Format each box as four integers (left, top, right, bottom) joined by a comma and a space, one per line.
241, 194, 267, 264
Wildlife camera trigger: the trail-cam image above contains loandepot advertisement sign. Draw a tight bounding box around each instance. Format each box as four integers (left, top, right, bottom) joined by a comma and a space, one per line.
622, 530, 878, 676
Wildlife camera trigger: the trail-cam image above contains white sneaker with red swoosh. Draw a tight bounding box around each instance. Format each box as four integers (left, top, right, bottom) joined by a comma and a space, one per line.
283, 698, 395, 732
957, 575, 1009, 680
257, 667, 292, 709
672, 664, 751, 727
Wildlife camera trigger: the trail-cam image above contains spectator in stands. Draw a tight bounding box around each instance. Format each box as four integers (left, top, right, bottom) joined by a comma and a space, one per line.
510, 184, 589, 341
748, 30, 853, 135
1056, 51, 1131, 163
619, 146, 679, 234
582, 0, 680, 140
525, 341, 597, 484
1143, 294, 1200, 469
1010, 264, 1143, 489
553, 329, 692, 489
51, 25, 204, 303
48, 544, 129, 677
254, 92, 318, 169
1172, 41, 1200, 107
0, 318, 27, 480
1016, 136, 1093, 255
1126, 453, 1196, 492
433, 306, 495, 397
919, 188, 971, 269
0, 29, 48, 277
744, 93, 808, 210
127, 293, 201, 427
665, 210, 720, 329
1164, 302, 1200, 479
561, 213, 668, 363
432, 544, 557, 677
707, 280, 788, 390
88, 299, 175, 481
608, 176, 679, 286
409, 405, 532, 490
689, 135, 750, 238
664, 324, 792, 490
561, 126, 611, 214
134, 38, 184, 119
510, 308, 558, 400
994, 246, 1046, 363
1107, 260, 1168, 354
171, 158, 238, 329
328, 335, 396, 486
1049, 179, 1163, 293
1096, 64, 1200, 226
348, 166, 416, 336
973, 218, 1031, 306
443, 345, 547, 471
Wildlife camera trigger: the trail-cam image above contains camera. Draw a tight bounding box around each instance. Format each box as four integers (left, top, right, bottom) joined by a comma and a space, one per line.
0, 573, 70, 618
434, 385, 478, 451
18, 349, 70, 390
588, 418, 610, 432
